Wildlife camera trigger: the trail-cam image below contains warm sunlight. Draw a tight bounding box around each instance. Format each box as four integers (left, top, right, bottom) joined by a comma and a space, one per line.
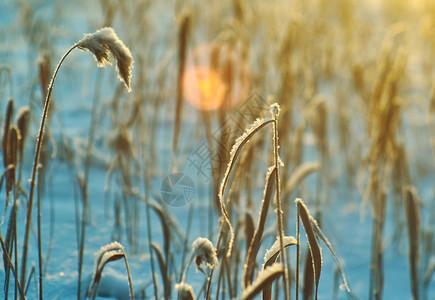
183, 66, 226, 110
183, 43, 250, 111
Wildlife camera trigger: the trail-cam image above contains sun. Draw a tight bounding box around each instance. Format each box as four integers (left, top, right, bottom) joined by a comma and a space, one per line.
182, 43, 250, 111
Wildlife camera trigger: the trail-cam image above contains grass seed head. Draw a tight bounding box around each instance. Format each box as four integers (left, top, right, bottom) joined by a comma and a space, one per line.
175, 282, 195, 300
77, 27, 134, 91
192, 237, 218, 270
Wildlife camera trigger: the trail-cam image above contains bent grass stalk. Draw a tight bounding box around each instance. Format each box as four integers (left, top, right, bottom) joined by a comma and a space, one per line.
218, 118, 274, 258
19, 27, 133, 300
241, 263, 284, 300
86, 242, 134, 300
295, 199, 322, 300
271, 104, 289, 300
243, 166, 277, 288
262, 237, 297, 300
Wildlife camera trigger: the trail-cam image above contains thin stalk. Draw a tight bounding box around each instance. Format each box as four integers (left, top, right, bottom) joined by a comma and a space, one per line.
37, 164, 43, 300
273, 114, 289, 300
179, 201, 194, 282
77, 175, 88, 300
77, 69, 103, 300
21, 44, 78, 299
206, 228, 224, 300
0, 232, 24, 297
120, 249, 135, 300
296, 204, 300, 300
14, 189, 19, 299
141, 143, 159, 299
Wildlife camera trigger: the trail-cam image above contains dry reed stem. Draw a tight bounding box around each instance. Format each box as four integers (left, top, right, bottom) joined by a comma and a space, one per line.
369, 189, 386, 300
295, 198, 322, 299
244, 212, 255, 254
3, 98, 14, 205
173, 10, 191, 153
405, 186, 420, 300
150, 242, 170, 299
149, 203, 171, 268
283, 161, 320, 197
271, 103, 289, 300
16, 106, 30, 164
0, 232, 24, 297
20, 27, 133, 299
218, 118, 274, 257
310, 213, 351, 295
5, 126, 18, 198
2, 98, 13, 168
243, 166, 277, 287
429, 80, 435, 160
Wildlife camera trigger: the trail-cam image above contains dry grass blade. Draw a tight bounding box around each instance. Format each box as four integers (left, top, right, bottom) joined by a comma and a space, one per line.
87, 242, 134, 300
261, 236, 297, 300
149, 202, 171, 262
219, 118, 274, 257
295, 198, 322, 299
243, 166, 277, 287
173, 10, 191, 153
244, 212, 255, 254
284, 161, 321, 197
241, 263, 284, 300
303, 249, 315, 300
428, 80, 435, 159
150, 242, 170, 299
2, 99, 15, 206
0, 232, 24, 297
423, 258, 435, 298
405, 186, 420, 300
2, 98, 14, 169
16, 106, 30, 163
369, 189, 386, 300
5, 126, 19, 201
263, 236, 297, 268
310, 213, 351, 295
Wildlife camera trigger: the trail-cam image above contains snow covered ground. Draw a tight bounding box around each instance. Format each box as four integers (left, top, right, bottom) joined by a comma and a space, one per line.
0, 0, 434, 299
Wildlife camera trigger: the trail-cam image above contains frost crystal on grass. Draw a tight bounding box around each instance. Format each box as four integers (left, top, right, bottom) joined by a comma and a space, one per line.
269, 102, 281, 117
77, 27, 134, 91
192, 237, 218, 270
241, 263, 284, 300
218, 117, 274, 257
263, 236, 297, 266
93, 242, 124, 273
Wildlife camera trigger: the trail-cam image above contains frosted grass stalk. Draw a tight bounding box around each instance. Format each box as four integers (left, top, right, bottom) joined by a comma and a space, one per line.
20, 27, 133, 300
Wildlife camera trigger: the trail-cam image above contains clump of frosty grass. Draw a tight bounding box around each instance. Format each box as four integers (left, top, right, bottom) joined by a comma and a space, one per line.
192, 237, 218, 271
176, 237, 218, 299
77, 27, 134, 91
20, 27, 133, 300
175, 282, 195, 300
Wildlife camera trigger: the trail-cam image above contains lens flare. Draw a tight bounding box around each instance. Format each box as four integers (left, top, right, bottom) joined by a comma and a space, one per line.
183, 66, 227, 111
182, 43, 250, 111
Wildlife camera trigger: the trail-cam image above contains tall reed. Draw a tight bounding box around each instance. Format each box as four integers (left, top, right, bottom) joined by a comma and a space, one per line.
19, 27, 133, 300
